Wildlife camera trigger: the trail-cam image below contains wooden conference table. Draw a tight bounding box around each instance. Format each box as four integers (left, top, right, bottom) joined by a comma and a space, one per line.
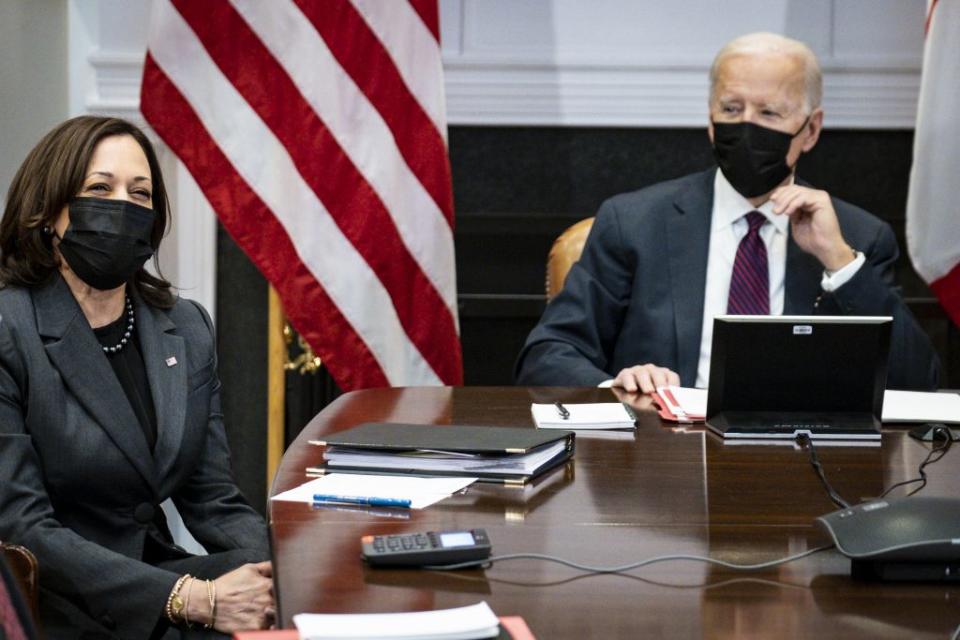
268, 387, 960, 638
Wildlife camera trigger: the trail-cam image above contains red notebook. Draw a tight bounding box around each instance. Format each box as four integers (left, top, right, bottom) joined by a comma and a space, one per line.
651, 386, 706, 423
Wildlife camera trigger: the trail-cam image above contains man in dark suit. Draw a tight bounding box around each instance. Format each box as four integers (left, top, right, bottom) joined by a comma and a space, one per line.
516, 32, 939, 392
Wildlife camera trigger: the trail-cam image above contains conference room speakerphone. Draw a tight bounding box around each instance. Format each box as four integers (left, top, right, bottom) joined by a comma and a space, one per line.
361, 529, 491, 567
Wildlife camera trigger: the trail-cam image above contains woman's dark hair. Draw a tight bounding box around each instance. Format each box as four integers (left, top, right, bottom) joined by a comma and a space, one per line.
0, 116, 175, 308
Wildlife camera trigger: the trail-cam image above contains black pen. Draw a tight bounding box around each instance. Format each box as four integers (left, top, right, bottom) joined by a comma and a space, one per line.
555, 401, 570, 420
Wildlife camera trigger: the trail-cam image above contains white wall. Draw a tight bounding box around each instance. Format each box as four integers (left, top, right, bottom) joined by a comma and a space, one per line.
440, 0, 926, 127
72, 1, 929, 133
0, 0, 69, 206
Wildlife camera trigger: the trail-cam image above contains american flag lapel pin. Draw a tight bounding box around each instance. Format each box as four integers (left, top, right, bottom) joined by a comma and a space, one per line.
166, 356, 178, 367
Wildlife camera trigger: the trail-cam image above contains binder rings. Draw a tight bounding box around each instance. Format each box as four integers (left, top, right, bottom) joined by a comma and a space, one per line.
308, 422, 575, 485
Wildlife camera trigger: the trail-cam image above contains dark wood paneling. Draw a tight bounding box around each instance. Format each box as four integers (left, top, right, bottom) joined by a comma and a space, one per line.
449, 127, 716, 215
216, 225, 269, 514
459, 294, 544, 385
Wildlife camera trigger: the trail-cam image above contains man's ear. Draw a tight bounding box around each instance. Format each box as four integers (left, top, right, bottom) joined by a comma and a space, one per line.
800, 108, 824, 152
707, 117, 715, 146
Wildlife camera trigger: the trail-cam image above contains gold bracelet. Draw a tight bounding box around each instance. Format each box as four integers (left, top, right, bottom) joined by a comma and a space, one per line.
204, 579, 216, 629
164, 574, 191, 624
183, 577, 194, 628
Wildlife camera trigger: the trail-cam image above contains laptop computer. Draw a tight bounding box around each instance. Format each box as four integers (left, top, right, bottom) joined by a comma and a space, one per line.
705, 315, 892, 441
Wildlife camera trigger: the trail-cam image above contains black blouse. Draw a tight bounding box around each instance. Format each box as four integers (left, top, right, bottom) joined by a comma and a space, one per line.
93, 314, 158, 452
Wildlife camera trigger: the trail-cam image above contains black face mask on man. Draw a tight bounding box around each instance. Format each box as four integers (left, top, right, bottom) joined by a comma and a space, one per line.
711, 118, 809, 198
56, 197, 156, 291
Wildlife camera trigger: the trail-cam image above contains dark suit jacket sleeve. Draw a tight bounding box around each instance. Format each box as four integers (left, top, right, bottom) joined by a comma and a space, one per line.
0, 319, 179, 639
816, 216, 940, 390
515, 200, 635, 385
172, 301, 270, 556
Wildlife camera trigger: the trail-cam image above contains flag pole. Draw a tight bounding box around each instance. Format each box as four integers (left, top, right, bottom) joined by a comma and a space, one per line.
266, 285, 286, 495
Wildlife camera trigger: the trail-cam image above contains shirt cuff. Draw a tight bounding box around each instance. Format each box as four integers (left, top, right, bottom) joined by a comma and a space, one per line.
821, 251, 865, 292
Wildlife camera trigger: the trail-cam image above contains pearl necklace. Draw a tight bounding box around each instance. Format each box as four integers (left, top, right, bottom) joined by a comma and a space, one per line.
103, 296, 135, 354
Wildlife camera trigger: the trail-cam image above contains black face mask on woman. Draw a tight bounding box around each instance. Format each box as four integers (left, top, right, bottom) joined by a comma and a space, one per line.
711, 118, 809, 198
56, 197, 156, 291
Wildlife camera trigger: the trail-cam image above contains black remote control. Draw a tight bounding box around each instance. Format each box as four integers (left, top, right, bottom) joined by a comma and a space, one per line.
361, 529, 491, 567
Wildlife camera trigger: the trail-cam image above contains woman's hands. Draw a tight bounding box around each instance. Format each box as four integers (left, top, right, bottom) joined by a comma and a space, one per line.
184, 561, 275, 632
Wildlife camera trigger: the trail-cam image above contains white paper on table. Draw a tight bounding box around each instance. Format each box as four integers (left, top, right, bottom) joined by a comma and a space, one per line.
653, 388, 960, 424
293, 601, 500, 640
882, 390, 960, 423
270, 474, 476, 509
531, 402, 635, 429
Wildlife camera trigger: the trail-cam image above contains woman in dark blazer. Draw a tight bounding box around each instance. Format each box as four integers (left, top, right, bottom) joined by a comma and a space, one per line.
0, 117, 274, 638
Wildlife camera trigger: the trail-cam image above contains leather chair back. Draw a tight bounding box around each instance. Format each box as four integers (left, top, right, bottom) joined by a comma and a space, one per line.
545, 217, 595, 301
2, 542, 39, 624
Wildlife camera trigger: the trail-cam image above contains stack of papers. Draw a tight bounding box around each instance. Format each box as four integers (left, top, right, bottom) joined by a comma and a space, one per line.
309, 422, 574, 484
530, 403, 635, 430
324, 441, 568, 477
293, 602, 501, 640
270, 474, 476, 510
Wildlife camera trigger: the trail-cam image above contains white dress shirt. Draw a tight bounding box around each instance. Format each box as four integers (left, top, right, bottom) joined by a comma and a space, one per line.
693, 171, 865, 387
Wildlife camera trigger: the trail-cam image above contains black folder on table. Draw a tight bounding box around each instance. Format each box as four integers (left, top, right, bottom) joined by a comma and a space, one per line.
307, 422, 575, 485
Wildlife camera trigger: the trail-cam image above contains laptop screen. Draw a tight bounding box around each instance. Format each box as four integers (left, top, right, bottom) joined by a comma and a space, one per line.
706, 315, 891, 418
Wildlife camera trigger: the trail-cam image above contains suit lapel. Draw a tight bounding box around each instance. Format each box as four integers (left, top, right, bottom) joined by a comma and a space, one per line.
784, 234, 822, 314
35, 278, 158, 493
666, 170, 714, 384
135, 295, 187, 484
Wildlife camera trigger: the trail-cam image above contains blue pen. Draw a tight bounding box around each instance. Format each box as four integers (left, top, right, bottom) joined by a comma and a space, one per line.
312, 494, 412, 508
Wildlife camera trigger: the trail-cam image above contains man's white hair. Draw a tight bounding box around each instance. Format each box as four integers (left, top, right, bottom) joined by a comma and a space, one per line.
709, 32, 822, 114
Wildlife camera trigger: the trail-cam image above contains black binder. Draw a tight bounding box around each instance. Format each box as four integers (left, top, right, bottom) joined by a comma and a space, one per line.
308, 422, 575, 485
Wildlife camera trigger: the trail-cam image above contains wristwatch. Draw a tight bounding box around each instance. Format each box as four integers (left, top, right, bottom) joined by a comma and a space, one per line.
166, 574, 191, 624
170, 590, 185, 621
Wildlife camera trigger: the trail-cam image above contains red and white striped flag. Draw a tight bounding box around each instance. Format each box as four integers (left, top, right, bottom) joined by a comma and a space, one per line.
141, 0, 462, 390
906, 0, 960, 326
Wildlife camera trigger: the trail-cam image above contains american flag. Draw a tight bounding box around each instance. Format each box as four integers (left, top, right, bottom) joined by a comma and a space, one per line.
907, 0, 960, 326
141, 0, 462, 390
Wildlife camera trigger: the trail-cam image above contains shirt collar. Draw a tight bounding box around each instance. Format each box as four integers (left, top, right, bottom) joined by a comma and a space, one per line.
712, 169, 791, 236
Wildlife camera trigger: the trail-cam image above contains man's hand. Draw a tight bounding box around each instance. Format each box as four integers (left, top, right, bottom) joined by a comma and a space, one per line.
609, 386, 657, 414
611, 364, 679, 394
770, 184, 855, 271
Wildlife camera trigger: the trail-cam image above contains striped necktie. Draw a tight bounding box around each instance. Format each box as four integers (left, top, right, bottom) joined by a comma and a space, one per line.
727, 210, 770, 315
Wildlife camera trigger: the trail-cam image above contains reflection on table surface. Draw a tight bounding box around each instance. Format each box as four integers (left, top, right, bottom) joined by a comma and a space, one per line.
269, 387, 960, 638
